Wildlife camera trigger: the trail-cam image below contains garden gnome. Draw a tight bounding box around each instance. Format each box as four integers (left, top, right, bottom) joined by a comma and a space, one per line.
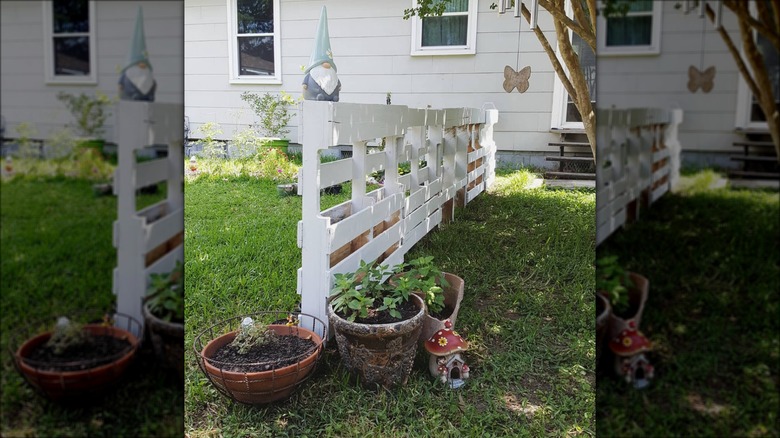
302, 6, 340, 102
424, 320, 470, 389
118, 7, 156, 102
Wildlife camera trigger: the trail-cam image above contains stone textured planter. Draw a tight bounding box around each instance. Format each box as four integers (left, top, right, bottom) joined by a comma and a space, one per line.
414, 272, 464, 346
200, 324, 323, 404
15, 324, 139, 401
327, 294, 425, 390
143, 301, 184, 378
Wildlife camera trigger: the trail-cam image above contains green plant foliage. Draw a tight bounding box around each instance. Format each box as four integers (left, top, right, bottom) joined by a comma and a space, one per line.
330, 260, 404, 321
595, 255, 632, 315
45, 317, 90, 355
56, 91, 113, 139
397, 256, 449, 315
240, 91, 298, 138
14, 122, 40, 159
229, 318, 278, 354
146, 261, 184, 322
197, 122, 225, 159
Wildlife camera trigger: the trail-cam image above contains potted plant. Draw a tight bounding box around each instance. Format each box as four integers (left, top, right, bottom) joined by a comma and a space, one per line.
240, 91, 297, 153
596, 255, 654, 388
327, 260, 426, 389
13, 313, 140, 401
143, 261, 184, 377
393, 256, 465, 345
195, 312, 325, 404
56, 91, 113, 155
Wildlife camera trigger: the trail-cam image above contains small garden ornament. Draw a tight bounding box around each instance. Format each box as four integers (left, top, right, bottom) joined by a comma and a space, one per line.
302, 6, 341, 102
118, 7, 156, 102
424, 320, 470, 389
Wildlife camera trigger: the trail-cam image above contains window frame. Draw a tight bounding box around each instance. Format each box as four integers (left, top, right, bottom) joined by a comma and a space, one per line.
596, 0, 662, 56
410, 0, 478, 56
42, 0, 97, 84
226, 0, 282, 85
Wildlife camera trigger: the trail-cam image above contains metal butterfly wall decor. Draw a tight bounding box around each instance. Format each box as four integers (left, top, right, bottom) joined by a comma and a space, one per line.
687, 65, 716, 93
503, 65, 531, 93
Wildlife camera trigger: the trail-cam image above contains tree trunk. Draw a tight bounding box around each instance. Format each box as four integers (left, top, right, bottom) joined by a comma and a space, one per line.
522, 1, 597, 158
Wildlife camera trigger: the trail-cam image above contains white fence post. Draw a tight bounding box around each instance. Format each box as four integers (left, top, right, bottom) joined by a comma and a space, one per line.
113, 101, 184, 336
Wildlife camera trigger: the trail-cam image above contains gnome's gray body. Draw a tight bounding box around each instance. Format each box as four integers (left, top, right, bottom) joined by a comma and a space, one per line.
119, 72, 156, 101
302, 73, 340, 102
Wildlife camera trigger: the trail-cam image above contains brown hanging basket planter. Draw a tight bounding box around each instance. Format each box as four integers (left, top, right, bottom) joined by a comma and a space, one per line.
12, 313, 141, 402
142, 301, 184, 378
194, 312, 326, 405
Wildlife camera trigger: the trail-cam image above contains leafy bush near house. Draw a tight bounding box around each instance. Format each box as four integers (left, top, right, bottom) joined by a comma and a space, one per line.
56, 91, 113, 139
240, 91, 297, 138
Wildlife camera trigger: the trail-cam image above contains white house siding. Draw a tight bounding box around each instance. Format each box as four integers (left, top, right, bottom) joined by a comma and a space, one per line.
598, 2, 752, 158
185, 0, 570, 154
1, 1, 183, 142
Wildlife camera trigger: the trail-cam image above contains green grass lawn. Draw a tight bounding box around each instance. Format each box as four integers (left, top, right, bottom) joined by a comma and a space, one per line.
596, 173, 780, 437
185, 168, 596, 436
1, 177, 183, 437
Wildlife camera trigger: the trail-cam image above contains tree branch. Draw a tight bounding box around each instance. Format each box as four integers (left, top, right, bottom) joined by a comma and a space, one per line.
724, 0, 780, 52
705, 4, 762, 100
570, 0, 596, 51
521, 3, 576, 99
586, 0, 597, 37
538, 0, 596, 50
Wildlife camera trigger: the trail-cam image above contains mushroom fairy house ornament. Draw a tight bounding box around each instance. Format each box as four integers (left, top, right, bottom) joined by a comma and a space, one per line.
609, 320, 654, 389
424, 320, 470, 389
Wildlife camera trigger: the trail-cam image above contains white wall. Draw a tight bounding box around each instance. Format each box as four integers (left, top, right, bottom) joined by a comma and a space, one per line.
1, 1, 183, 142
598, 2, 750, 153
185, 0, 568, 153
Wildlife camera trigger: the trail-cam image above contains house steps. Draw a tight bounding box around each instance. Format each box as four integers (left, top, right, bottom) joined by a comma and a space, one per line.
543, 131, 595, 186
729, 131, 779, 183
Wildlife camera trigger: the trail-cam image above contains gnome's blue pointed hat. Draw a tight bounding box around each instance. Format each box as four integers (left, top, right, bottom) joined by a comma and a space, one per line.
123, 7, 152, 73
304, 6, 336, 74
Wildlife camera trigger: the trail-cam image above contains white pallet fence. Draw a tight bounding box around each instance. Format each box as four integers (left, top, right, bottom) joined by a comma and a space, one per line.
596, 107, 683, 246
297, 101, 498, 332
113, 101, 184, 335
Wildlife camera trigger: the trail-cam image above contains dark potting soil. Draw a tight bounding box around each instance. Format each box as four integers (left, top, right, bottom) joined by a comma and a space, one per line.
429, 304, 454, 321
336, 299, 420, 325
24, 336, 132, 372
208, 335, 317, 373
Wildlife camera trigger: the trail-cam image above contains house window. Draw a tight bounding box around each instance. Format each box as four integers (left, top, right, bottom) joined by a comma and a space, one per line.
411, 0, 478, 56
227, 0, 281, 84
43, 0, 97, 84
597, 0, 662, 56
749, 32, 779, 122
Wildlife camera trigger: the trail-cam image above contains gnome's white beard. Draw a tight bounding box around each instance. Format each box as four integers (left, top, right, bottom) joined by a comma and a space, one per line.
125, 64, 154, 95
310, 65, 338, 95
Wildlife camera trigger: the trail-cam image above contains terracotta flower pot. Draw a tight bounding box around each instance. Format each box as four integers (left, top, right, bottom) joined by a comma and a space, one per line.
414, 272, 465, 346
596, 293, 611, 362
327, 294, 425, 390
200, 324, 324, 404
606, 271, 649, 341
143, 302, 184, 378
15, 324, 139, 401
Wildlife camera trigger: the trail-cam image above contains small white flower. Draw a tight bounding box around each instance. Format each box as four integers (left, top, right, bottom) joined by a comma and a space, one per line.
241, 317, 254, 328
56, 316, 70, 328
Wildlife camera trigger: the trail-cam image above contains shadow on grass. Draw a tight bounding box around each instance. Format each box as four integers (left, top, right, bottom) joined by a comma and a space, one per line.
596, 186, 779, 437
185, 171, 595, 436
